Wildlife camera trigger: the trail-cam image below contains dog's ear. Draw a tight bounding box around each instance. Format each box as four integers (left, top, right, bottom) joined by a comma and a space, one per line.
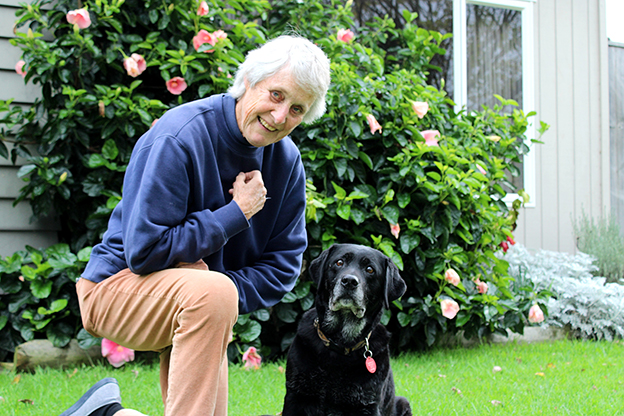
384, 257, 406, 309
308, 244, 337, 288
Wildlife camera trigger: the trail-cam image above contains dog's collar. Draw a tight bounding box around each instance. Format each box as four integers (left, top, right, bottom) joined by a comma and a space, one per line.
314, 318, 372, 355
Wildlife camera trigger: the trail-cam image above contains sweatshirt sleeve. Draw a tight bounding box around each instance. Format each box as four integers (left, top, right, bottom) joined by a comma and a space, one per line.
121, 134, 249, 275
225, 159, 308, 315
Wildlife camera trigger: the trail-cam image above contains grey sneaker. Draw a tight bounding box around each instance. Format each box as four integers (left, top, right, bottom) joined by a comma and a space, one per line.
59, 378, 122, 416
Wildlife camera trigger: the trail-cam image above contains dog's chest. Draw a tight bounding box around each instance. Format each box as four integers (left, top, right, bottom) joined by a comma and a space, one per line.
286, 348, 388, 410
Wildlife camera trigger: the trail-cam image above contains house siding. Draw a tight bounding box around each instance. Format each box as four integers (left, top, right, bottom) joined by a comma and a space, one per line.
514, 0, 610, 253
0, 1, 58, 257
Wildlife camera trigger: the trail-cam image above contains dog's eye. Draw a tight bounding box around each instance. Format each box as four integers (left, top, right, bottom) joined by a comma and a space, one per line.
335, 259, 344, 267
366, 266, 375, 274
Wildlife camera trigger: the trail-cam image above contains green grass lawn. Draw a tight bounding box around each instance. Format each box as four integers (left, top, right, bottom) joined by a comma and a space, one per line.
1, 339, 624, 415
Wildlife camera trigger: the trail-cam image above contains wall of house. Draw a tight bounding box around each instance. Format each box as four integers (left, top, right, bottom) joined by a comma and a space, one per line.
514, 0, 611, 254
609, 42, 624, 236
0, 0, 58, 257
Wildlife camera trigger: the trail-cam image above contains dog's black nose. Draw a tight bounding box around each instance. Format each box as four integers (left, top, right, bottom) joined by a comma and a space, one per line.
340, 275, 359, 289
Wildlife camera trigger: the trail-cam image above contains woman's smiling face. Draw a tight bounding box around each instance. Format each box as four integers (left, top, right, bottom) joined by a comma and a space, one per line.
235, 67, 315, 147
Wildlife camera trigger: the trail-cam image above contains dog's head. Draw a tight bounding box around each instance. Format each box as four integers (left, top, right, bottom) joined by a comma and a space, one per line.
308, 244, 406, 342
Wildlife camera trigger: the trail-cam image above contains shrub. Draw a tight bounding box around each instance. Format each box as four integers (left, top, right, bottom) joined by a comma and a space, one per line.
1, 0, 549, 359
505, 243, 624, 341
0, 244, 89, 361
572, 210, 624, 283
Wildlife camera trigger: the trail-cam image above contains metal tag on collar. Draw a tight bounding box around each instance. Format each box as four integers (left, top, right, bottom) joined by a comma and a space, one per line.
363, 337, 377, 374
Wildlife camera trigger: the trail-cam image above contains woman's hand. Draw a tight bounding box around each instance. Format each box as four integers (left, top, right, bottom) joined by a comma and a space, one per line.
230, 170, 267, 220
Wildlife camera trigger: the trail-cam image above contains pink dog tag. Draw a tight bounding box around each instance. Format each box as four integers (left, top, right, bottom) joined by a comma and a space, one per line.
365, 356, 377, 374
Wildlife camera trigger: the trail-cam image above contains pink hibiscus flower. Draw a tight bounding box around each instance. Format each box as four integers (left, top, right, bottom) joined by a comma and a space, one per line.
15, 60, 26, 77
421, 130, 440, 146
101, 338, 135, 368
366, 114, 382, 135
193, 29, 218, 53
337, 28, 355, 43
242, 346, 262, 370
197, 1, 209, 16
66, 8, 91, 29
166, 77, 188, 95
441, 299, 460, 320
411, 101, 429, 119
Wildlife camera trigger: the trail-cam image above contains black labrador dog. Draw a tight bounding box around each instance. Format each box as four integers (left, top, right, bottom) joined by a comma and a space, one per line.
280, 243, 412, 416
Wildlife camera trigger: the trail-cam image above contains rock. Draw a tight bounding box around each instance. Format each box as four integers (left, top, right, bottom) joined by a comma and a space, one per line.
13, 339, 103, 372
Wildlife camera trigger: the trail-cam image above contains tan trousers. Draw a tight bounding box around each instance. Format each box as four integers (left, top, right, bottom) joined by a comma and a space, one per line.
76, 265, 239, 416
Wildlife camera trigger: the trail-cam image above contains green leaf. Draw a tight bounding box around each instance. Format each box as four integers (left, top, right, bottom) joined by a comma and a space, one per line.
336, 204, 351, 220
281, 292, 297, 303
101, 139, 119, 160
358, 151, 373, 169
397, 311, 410, 327
237, 320, 261, 343
17, 164, 37, 178
348, 120, 362, 137
381, 205, 399, 224
30, 279, 53, 299
77, 328, 101, 349
251, 309, 270, 322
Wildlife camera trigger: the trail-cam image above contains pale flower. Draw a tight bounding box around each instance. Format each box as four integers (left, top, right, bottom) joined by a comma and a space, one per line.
411, 101, 429, 119
528, 304, 544, 324
101, 338, 135, 368
166, 77, 188, 95
242, 346, 262, 370
337, 28, 355, 43
123, 54, 146, 77
440, 299, 460, 320
366, 114, 382, 135
421, 130, 440, 146
66, 8, 91, 29
444, 268, 460, 286
475, 278, 488, 294
390, 223, 400, 239
193, 29, 217, 53
476, 164, 487, 175
212, 29, 228, 41
197, 1, 209, 16
15, 60, 26, 77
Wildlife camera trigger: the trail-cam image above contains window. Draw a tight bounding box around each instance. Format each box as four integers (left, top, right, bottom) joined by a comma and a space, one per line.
353, 0, 536, 206
455, 0, 535, 205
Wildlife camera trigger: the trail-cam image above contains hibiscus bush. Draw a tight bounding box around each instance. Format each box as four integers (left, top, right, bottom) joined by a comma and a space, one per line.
0, 0, 549, 361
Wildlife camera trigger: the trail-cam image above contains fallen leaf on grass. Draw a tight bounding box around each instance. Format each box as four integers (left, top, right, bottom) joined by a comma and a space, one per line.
535, 372, 545, 377
492, 366, 502, 373
12, 375, 21, 384
491, 400, 503, 406
68, 368, 78, 378
18, 399, 34, 405
0, 396, 5, 403
132, 369, 139, 379
451, 387, 463, 396
547, 363, 556, 369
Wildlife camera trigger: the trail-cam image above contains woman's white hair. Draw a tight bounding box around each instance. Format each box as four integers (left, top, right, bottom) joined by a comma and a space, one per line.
228, 35, 331, 124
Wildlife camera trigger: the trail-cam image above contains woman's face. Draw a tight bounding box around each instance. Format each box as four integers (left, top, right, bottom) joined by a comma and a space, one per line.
235, 68, 315, 147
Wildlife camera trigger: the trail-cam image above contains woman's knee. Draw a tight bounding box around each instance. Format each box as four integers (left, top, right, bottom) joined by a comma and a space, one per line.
187, 272, 239, 322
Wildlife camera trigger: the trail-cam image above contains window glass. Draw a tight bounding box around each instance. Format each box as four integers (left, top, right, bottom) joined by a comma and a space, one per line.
352, 0, 454, 95
466, 4, 522, 111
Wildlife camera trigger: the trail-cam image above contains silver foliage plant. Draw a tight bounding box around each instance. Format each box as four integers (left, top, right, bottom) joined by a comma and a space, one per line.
503, 244, 624, 340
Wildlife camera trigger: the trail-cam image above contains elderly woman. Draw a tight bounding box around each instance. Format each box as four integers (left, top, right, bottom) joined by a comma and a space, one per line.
60, 35, 331, 416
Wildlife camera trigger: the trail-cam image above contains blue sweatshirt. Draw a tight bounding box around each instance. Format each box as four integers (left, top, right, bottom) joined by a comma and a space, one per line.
82, 94, 308, 314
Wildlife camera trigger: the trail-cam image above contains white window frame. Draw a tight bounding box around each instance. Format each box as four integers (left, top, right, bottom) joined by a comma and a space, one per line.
453, 0, 536, 207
